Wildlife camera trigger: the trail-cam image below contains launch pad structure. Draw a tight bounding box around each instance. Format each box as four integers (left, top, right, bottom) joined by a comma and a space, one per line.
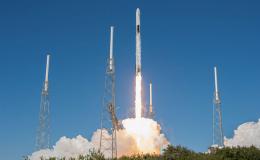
212, 66, 224, 147
36, 54, 51, 150
99, 26, 120, 158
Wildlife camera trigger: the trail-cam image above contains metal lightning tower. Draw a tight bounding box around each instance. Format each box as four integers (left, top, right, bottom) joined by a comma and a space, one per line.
99, 26, 118, 158
213, 66, 224, 147
149, 82, 154, 119
36, 54, 51, 150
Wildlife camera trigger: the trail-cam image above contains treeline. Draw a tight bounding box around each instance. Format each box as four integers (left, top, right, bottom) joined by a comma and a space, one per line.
120, 146, 260, 160
26, 145, 260, 160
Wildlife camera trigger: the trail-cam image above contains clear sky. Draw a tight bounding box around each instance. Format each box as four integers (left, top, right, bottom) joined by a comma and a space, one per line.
0, 0, 260, 159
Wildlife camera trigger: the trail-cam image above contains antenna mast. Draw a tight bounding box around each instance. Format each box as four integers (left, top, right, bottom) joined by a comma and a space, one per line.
213, 66, 224, 147
99, 26, 118, 158
36, 54, 51, 150
149, 82, 154, 118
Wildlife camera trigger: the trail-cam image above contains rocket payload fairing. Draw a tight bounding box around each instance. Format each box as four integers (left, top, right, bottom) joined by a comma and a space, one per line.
136, 8, 141, 75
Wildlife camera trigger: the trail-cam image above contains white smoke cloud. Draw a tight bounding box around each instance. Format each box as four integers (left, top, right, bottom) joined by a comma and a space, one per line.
121, 118, 169, 155
29, 118, 169, 160
30, 135, 95, 160
225, 119, 260, 148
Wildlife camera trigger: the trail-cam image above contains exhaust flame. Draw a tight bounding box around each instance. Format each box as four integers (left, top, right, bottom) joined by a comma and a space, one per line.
123, 73, 169, 155
122, 118, 169, 155
132, 72, 143, 147
135, 73, 142, 118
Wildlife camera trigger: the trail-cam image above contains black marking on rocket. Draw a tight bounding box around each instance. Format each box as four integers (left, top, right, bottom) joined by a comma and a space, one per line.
137, 25, 140, 33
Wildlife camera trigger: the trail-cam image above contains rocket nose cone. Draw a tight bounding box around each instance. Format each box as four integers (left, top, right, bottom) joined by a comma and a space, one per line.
136, 8, 140, 26
136, 8, 140, 15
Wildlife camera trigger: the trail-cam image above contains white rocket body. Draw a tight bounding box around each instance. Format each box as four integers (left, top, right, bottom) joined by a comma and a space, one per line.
44, 54, 50, 92
136, 8, 141, 75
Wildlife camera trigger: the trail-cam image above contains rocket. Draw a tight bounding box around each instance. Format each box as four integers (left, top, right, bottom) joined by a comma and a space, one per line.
44, 54, 50, 92
136, 8, 141, 75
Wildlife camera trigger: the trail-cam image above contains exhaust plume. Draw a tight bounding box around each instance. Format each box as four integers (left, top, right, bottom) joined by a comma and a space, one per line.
135, 73, 142, 118
30, 118, 169, 159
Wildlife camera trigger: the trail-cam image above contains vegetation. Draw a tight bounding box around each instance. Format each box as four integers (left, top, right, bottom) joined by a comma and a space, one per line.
26, 145, 260, 160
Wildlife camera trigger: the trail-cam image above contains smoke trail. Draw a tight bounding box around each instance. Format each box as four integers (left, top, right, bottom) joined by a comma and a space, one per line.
225, 119, 260, 148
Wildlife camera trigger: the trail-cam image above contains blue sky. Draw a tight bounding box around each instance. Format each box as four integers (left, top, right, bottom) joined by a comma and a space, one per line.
0, 0, 260, 159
